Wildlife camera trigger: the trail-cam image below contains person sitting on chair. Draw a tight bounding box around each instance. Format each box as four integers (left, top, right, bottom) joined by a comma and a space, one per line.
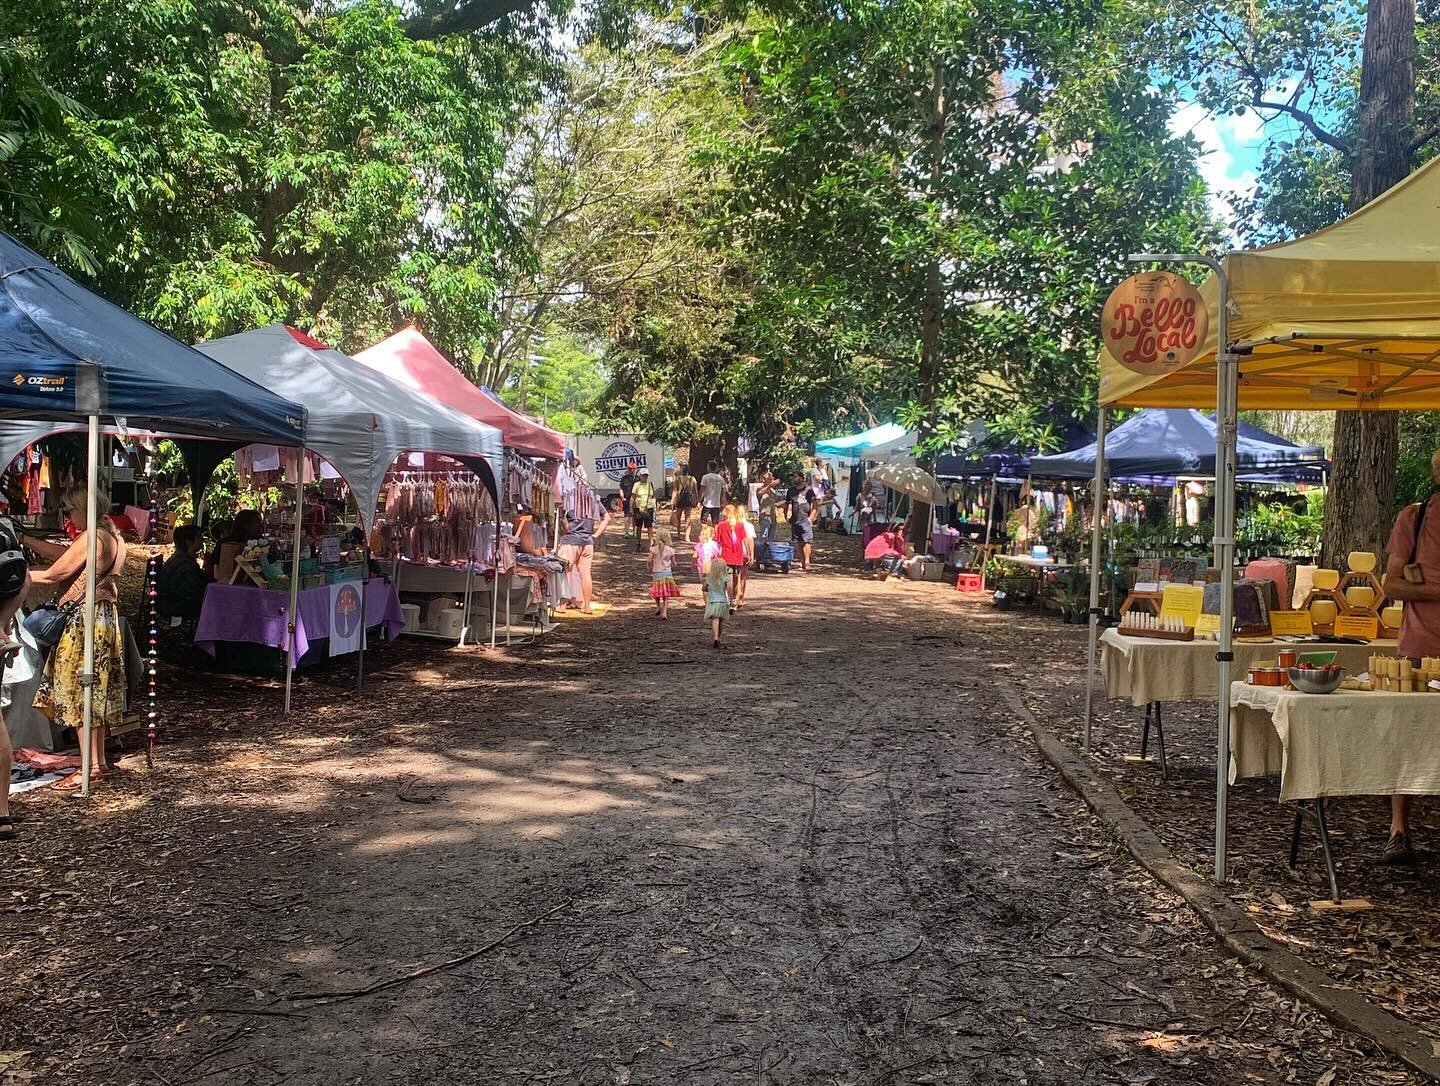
158, 524, 212, 622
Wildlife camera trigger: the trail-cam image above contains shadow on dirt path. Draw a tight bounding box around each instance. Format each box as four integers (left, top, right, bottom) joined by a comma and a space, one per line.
1, 528, 1417, 1084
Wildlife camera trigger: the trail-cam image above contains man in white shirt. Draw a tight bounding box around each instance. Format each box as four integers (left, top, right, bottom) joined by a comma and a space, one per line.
700, 461, 726, 526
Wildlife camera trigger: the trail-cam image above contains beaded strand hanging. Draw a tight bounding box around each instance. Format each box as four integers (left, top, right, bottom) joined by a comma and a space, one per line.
145, 553, 159, 769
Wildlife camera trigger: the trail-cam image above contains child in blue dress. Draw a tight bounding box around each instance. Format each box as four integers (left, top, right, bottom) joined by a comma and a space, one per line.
703, 555, 731, 648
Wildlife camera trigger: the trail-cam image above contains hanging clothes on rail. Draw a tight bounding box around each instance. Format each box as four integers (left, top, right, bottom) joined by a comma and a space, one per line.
374, 471, 498, 565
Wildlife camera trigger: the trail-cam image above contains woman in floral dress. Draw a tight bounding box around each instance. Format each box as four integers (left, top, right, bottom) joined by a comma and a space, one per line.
21, 486, 128, 787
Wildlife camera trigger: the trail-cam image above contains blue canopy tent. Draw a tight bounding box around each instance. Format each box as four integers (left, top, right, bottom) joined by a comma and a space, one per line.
815, 422, 916, 460
1028, 409, 1327, 483
0, 231, 307, 790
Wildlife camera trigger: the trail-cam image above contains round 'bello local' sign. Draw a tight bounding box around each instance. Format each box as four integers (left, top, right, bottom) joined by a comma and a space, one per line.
1101, 271, 1209, 375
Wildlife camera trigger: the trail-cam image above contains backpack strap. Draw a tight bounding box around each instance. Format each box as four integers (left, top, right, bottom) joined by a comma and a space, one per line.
1411, 492, 1437, 565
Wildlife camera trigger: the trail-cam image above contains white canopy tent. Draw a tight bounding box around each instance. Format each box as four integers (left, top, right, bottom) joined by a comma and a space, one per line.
194, 325, 503, 520
0, 323, 506, 707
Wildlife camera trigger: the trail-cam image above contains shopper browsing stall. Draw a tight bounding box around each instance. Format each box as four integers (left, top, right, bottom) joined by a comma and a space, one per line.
557, 506, 609, 614
1379, 447, 1440, 864
158, 524, 212, 622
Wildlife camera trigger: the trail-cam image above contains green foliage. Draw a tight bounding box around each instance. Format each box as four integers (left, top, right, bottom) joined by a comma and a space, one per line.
704, 0, 1221, 450
1395, 456, 1436, 512
500, 327, 606, 434
0, 40, 105, 271
762, 444, 808, 481
4, 0, 553, 360
1239, 494, 1324, 555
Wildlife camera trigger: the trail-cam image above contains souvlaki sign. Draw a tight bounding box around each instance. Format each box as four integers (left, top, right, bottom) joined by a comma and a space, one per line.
1101, 271, 1208, 375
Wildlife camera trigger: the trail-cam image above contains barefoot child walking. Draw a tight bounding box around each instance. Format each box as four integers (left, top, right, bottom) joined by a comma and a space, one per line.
704, 555, 731, 649
648, 526, 680, 620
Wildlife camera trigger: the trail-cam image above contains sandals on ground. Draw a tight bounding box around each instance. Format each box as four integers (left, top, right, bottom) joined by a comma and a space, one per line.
0, 816, 18, 841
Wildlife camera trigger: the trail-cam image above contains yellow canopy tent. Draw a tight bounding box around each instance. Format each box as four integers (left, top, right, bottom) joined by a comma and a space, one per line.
1101, 154, 1440, 410
1083, 158, 1440, 889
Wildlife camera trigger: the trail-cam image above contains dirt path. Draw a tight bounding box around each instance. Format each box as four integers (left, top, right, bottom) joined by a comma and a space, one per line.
2, 531, 1417, 1084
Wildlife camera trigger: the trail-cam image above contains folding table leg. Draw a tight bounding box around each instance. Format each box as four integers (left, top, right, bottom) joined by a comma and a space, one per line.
1314, 798, 1341, 904
1141, 703, 1152, 759
1153, 703, 1168, 781
1288, 808, 1304, 869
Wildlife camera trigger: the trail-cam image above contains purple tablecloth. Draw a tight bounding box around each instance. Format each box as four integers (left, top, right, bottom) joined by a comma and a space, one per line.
195, 581, 406, 658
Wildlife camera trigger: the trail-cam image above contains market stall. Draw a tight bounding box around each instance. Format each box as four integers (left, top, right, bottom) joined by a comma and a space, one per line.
195, 581, 406, 660
193, 324, 506, 665
1087, 154, 1440, 882
1030, 409, 1327, 484
355, 327, 570, 642
0, 230, 308, 793
1230, 682, 1440, 900
814, 423, 917, 534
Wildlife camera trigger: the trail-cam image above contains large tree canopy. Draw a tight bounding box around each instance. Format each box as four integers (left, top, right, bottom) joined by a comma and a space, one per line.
2, 0, 554, 360
680, 0, 1220, 456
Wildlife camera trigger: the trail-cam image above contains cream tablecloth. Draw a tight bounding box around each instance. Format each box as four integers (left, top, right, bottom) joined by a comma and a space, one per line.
1101, 628, 1392, 707
1229, 682, 1440, 802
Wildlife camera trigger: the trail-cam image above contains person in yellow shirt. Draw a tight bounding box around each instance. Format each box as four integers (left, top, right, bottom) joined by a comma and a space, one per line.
630, 467, 657, 553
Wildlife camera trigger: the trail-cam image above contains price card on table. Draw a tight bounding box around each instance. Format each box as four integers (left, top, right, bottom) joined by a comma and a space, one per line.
1159, 584, 1204, 628
1334, 614, 1379, 640
320, 534, 341, 564
1193, 614, 1222, 640
1269, 610, 1314, 637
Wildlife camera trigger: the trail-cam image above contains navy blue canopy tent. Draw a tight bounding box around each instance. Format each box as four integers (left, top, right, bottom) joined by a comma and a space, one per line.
1027, 409, 1327, 483
0, 232, 304, 440
0, 231, 308, 790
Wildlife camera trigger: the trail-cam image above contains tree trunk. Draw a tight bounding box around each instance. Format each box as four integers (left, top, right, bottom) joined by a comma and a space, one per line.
911, 57, 947, 550
1320, 0, 1414, 565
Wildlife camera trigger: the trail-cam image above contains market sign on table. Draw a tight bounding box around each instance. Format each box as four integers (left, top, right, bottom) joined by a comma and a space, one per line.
1101, 271, 1208, 376
1269, 611, 1315, 637
1334, 614, 1379, 641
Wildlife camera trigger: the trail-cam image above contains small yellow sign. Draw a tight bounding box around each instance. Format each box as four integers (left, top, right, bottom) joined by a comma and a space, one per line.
1193, 614, 1222, 639
1159, 584, 1205, 628
1334, 614, 1379, 640
1269, 610, 1315, 637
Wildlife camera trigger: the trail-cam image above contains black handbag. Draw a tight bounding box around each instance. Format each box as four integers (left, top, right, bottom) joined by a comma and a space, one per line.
23, 602, 67, 650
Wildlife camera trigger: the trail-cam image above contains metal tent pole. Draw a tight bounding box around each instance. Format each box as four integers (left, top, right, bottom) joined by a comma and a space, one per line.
1129, 250, 1232, 883
78, 413, 100, 796
283, 447, 305, 714
458, 525, 477, 648
490, 506, 500, 648
1214, 336, 1238, 883
1083, 406, 1108, 751
356, 545, 369, 692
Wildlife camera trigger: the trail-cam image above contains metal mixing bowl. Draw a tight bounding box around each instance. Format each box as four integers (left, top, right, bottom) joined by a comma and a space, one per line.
1288, 666, 1345, 694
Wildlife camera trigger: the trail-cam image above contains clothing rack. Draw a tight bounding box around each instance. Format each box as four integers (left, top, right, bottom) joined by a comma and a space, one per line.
557, 464, 604, 521
504, 453, 556, 520
374, 471, 497, 564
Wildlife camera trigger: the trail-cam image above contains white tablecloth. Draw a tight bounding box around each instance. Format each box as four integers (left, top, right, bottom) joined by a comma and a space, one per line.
1229, 681, 1440, 802
1101, 628, 1392, 706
